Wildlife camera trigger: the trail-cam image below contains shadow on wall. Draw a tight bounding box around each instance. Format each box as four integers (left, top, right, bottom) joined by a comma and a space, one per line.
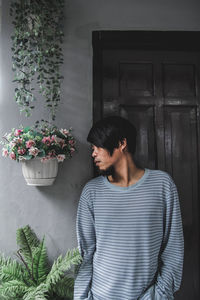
36, 140, 93, 203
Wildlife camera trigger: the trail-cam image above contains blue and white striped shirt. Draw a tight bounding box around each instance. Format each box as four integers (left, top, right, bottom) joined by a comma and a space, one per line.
74, 168, 184, 300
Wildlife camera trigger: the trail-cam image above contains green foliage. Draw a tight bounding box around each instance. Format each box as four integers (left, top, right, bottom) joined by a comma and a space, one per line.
10, 0, 65, 121
53, 277, 75, 300
0, 225, 82, 300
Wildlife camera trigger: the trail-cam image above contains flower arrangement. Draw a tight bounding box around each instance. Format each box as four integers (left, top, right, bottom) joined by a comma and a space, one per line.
1, 124, 76, 163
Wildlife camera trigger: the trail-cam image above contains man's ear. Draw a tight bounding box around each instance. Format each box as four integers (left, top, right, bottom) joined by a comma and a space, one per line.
119, 138, 127, 151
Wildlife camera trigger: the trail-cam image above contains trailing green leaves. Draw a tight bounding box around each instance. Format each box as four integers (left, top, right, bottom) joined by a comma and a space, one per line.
10, 0, 65, 121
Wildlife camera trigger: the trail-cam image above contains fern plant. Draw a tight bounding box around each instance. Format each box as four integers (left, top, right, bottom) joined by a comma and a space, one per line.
0, 225, 82, 300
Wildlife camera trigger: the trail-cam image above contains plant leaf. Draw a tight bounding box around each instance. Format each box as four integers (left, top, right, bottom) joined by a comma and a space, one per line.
0, 256, 26, 283
52, 276, 74, 300
32, 237, 50, 284
23, 283, 48, 300
0, 280, 28, 299
46, 248, 82, 288
16, 225, 40, 272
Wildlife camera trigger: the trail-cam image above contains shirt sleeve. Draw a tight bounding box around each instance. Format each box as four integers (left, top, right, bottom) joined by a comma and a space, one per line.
73, 188, 96, 300
154, 180, 184, 299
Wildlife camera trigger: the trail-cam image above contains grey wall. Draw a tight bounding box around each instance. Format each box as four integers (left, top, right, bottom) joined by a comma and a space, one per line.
0, 0, 200, 260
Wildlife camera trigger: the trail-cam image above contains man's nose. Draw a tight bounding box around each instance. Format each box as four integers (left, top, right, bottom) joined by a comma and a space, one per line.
92, 148, 97, 157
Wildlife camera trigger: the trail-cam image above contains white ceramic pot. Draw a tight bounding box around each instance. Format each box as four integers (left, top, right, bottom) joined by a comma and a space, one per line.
21, 158, 58, 186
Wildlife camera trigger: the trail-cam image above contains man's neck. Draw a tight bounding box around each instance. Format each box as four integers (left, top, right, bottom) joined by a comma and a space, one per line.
107, 154, 145, 187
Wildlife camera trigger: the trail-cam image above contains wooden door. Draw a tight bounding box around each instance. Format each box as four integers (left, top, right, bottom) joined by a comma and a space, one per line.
93, 32, 200, 300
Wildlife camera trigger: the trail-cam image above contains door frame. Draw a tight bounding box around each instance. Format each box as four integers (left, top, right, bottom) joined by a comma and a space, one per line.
92, 30, 200, 298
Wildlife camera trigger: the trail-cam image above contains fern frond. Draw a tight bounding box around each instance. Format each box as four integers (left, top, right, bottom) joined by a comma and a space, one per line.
0, 258, 25, 283
0, 279, 28, 298
64, 248, 82, 270
0, 254, 16, 271
0, 253, 8, 267
32, 237, 50, 284
0, 253, 32, 286
45, 254, 63, 288
23, 283, 49, 300
53, 276, 74, 300
46, 248, 82, 288
16, 225, 40, 266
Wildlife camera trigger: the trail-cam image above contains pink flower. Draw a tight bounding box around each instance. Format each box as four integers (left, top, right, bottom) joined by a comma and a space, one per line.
41, 157, 50, 162
69, 139, 75, 145
29, 147, 39, 157
52, 136, 64, 145
57, 154, 65, 162
70, 147, 75, 154
42, 136, 51, 146
2, 148, 8, 157
18, 147, 26, 155
9, 152, 16, 160
26, 139, 35, 148
58, 139, 65, 147
48, 150, 56, 158
14, 129, 22, 136
51, 135, 56, 142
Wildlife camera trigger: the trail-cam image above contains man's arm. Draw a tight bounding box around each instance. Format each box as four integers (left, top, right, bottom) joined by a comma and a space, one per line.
154, 180, 184, 299
74, 189, 96, 300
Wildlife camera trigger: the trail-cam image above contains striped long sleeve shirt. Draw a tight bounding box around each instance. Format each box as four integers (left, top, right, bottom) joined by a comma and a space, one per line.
74, 168, 184, 300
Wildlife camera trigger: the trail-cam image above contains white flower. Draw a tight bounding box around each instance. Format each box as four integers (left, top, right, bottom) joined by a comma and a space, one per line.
18, 156, 27, 161
9, 141, 17, 148
60, 128, 69, 136
6, 133, 12, 140
29, 147, 39, 157
57, 154, 65, 162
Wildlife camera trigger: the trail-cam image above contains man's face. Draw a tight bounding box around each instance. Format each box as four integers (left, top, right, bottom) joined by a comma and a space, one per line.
91, 144, 121, 176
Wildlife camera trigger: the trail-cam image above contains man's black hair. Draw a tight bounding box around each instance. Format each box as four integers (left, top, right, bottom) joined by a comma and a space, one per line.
87, 116, 137, 157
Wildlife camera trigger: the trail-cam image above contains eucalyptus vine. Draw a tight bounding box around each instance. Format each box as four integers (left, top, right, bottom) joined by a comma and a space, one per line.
10, 0, 65, 121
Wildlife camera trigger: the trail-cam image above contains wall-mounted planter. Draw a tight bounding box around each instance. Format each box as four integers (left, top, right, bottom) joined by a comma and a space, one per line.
1, 125, 76, 185
21, 158, 58, 186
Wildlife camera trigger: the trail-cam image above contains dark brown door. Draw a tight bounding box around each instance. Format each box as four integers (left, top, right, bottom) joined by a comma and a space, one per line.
93, 32, 200, 300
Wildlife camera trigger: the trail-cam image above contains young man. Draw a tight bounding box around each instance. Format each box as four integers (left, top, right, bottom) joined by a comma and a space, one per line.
74, 116, 184, 300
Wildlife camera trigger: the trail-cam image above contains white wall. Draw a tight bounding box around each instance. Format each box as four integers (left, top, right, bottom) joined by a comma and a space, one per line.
0, 0, 200, 260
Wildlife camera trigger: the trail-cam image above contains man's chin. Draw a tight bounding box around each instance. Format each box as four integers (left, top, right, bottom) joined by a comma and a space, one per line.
96, 165, 115, 176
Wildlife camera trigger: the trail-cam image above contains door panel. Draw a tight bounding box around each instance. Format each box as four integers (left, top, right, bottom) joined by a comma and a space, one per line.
164, 106, 199, 299
123, 105, 156, 170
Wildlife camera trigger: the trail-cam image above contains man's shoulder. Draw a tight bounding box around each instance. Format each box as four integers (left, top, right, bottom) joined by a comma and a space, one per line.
85, 175, 103, 187
81, 176, 103, 195
148, 168, 175, 186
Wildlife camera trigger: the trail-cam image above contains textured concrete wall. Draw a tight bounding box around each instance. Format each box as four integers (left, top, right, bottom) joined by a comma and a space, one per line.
0, 0, 200, 261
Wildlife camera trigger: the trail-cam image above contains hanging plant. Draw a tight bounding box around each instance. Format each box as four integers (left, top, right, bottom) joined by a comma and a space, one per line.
10, 0, 65, 121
